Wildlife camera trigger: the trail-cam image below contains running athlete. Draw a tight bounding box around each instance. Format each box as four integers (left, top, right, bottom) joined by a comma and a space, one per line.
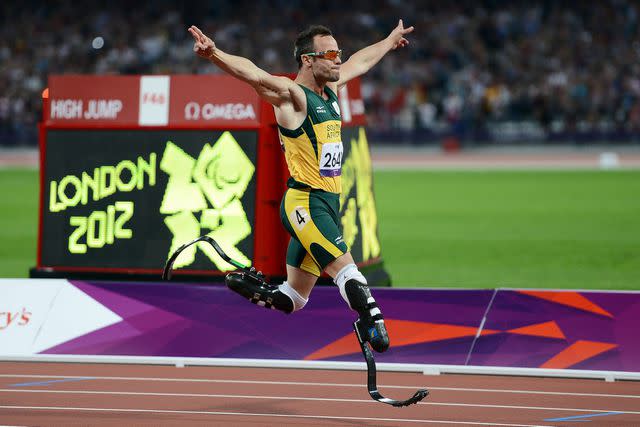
189, 21, 413, 353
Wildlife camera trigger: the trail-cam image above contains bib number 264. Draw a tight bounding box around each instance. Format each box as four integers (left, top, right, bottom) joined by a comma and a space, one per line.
319, 142, 343, 177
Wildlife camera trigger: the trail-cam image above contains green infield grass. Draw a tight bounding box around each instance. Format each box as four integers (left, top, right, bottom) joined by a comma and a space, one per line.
0, 168, 39, 278
1, 167, 639, 290
374, 169, 640, 289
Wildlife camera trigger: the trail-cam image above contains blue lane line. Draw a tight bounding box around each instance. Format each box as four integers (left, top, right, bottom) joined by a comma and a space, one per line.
9, 377, 96, 387
545, 412, 623, 422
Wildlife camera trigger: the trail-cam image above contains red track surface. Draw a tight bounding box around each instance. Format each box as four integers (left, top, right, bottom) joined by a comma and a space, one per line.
1, 362, 639, 426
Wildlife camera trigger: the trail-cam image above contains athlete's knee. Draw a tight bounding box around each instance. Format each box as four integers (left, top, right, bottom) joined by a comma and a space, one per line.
278, 281, 308, 312
225, 272, 306, 314
333, 263, 368, 310
334, 263, 379, 318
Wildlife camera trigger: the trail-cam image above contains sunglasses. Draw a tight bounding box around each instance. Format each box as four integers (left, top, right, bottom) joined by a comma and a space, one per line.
303, 49, 343, 60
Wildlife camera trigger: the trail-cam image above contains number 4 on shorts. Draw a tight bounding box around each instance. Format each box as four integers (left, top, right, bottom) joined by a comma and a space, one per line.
296, 210, 306, 224
291, 207, 310, 231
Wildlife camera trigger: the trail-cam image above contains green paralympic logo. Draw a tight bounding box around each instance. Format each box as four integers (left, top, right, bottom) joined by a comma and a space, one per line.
159, 131, 255, 271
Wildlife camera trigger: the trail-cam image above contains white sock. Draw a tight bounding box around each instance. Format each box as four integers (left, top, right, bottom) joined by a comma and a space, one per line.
333, 263, 367, 309
278, 281, 308, 312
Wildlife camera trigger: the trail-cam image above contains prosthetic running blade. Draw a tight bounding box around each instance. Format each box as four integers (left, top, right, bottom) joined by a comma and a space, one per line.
162, 235, 247, 280
354, 320, 429, 407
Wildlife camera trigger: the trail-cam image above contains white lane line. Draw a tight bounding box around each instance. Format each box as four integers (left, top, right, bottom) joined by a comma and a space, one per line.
429, 402, 639, 415
430, 386, 640, 399
1, 389, 639, 415
0, 405, 553, 427
1, 374, 638, 399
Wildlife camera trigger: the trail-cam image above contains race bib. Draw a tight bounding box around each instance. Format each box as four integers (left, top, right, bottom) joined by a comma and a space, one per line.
319, 142, 343, 177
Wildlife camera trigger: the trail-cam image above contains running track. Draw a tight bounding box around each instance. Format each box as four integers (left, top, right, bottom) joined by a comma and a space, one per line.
1, 362, 639, 426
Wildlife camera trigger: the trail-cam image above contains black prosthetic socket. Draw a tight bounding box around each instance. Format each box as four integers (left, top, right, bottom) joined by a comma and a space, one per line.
225, 268, 294, 314
345, 279, 390, 353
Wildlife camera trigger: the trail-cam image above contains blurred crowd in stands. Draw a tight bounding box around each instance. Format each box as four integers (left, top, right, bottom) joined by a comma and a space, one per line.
2, 0, 640, 146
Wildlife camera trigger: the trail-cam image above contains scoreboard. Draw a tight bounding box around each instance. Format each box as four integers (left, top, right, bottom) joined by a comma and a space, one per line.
35, 75, 389, 284
42, 129, 257, 272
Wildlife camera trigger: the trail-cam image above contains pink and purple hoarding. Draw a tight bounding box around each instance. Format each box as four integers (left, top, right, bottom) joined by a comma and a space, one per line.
24, 280, 638, 373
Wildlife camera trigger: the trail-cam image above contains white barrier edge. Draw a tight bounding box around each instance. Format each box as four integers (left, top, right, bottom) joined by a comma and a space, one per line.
1, 354, 639, 382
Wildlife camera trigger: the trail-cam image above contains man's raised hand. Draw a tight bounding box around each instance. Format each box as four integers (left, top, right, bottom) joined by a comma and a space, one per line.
189, 25, 215, 58
388, 19, 414, 50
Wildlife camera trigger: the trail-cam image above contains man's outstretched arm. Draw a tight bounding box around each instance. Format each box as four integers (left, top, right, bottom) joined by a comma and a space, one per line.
335, 19, 414, 89
189, 25, 299, 107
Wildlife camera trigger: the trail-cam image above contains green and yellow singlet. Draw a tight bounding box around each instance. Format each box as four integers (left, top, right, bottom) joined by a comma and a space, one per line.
278, 85, 343, 194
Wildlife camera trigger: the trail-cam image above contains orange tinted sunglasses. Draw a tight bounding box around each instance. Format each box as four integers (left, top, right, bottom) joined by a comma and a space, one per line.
303, 49, 343, 60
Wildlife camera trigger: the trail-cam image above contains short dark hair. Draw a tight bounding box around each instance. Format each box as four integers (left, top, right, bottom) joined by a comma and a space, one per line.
294, 25, 333, 68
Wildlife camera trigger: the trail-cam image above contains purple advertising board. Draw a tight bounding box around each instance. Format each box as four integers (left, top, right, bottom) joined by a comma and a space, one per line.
15, 280, 638, 372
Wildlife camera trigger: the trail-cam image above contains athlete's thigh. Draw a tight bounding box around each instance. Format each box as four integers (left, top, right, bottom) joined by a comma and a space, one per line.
281, 188, 347, 270
285, 236, 322, 277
